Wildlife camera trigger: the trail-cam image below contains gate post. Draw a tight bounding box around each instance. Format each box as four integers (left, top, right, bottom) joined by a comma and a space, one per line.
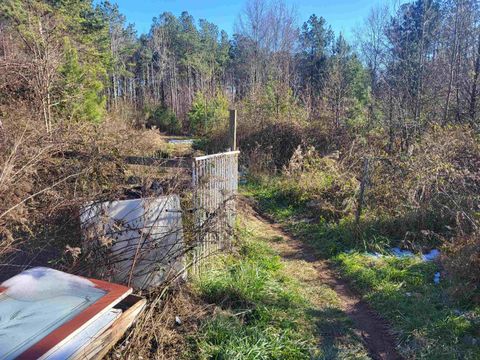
229, 109, 237, 151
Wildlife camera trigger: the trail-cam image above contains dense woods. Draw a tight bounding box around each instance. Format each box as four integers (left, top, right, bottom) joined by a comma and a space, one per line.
2, 0, 479, 134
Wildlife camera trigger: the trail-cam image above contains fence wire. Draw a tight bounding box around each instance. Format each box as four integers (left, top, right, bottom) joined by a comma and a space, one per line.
192, 151, 239, 273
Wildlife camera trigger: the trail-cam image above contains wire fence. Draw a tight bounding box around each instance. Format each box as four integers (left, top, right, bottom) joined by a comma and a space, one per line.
80, 150, 240, 288
191, 151, 239, 274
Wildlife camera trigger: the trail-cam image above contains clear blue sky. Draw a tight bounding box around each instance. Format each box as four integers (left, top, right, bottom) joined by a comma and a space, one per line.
106, 0, 393, 39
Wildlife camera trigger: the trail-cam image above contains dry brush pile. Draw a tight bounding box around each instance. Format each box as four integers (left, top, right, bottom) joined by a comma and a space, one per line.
0, 103, 187, 277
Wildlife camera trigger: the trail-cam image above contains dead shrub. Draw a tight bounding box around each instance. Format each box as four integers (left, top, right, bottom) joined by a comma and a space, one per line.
0, 103, 171, 274
242, 143, 275, 175
442, 233, 480, 304
403, 126, 480, 234
279, 145, 358, 220
360, 126, 479, 239
239, 121, 307, 172
108, 284, 212, 359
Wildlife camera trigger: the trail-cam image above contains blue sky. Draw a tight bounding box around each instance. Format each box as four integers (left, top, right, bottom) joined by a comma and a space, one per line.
106, 0, 392, 39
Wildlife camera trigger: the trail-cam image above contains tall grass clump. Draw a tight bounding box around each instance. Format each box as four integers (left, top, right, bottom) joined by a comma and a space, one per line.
191, 230, 317, 359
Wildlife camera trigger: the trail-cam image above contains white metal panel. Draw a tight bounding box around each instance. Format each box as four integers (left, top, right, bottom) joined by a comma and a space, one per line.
81, 195, 185, 289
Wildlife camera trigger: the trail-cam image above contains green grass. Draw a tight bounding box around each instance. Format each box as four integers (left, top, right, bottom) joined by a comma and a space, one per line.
189, 222, 372, 359
190, 234, 319, 360
242, 180, 308, 222
243, 180, 480, 360
336, 253, 480, 359
242, 180, 359, 257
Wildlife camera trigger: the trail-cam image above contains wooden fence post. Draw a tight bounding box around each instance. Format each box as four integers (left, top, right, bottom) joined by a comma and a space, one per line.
355, 157, 370, 234
229, 109, 237, 151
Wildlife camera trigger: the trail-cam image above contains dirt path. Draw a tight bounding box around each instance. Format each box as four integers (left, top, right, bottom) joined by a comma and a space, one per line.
241, 200, 402, 360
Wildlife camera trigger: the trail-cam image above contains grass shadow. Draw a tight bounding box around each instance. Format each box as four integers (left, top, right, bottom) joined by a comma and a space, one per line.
307, 306, 370, 360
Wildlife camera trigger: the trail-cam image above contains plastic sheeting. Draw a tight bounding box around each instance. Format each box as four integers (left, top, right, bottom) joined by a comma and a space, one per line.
167, 139, 194, 145
361, 247, 442, 284
1, 267, 104, 301
365, 247, 441, 262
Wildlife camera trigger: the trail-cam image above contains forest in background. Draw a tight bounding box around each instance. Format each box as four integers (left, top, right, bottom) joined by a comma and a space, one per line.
2, 0, 480, 136
0, 1, 479, 357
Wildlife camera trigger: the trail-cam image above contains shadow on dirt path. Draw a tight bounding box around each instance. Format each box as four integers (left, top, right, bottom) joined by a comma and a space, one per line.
241, 197, 402, 360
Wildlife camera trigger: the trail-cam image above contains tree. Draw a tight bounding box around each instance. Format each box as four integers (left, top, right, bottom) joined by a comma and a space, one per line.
98, 1, 137, 108
188, 90, 228, 135
234, 0, 297, 96
0, 0, 110, 129
60, 38, 106, 122
385, 0, 441, 148
298, 14, 334, 101
1, 0, 64, 131
355, 5, 389, 97
325, 34, 370, 129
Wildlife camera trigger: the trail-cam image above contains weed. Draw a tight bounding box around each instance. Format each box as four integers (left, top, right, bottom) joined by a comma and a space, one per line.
189, 215, 374, 359
190, 233, 317, 359
336, 252, 480, 359
244, 182, 480, 359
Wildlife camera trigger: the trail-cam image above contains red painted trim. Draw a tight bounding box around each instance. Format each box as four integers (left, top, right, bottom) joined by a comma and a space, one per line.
11, 277, 131, 359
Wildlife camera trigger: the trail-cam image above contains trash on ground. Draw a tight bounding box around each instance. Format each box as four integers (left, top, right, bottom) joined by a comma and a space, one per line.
0, 267, 145, 360
168, 139, 194, 145
391, 247, 414, 258
364, 247, 441, 262
422, 249, 441, 261
81, 195, 186, 289
361, 247, 442, 285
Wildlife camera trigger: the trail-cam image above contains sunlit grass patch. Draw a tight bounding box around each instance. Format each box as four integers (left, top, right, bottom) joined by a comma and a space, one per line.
336, 252, 480, 359
189, 216, 373, 359
244, 181, 480, 359
190, 231, 318, 359
195, 313, 313, 360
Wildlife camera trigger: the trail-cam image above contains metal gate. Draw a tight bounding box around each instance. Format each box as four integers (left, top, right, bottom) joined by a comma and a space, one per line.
191, 150, 239, 271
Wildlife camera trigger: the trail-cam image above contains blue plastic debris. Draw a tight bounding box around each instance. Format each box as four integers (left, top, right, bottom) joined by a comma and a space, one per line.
421, 249, 440, 261
391, 247, 414, 258
433, 272, 441, 284
354, 247, 441, 263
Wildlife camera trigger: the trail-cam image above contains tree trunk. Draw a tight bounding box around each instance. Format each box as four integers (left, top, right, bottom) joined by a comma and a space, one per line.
469, 32, 480, 123
443, 4, 460, 125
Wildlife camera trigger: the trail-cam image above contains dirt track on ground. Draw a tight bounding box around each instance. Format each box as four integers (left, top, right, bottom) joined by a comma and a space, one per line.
242, 198, 402, 360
